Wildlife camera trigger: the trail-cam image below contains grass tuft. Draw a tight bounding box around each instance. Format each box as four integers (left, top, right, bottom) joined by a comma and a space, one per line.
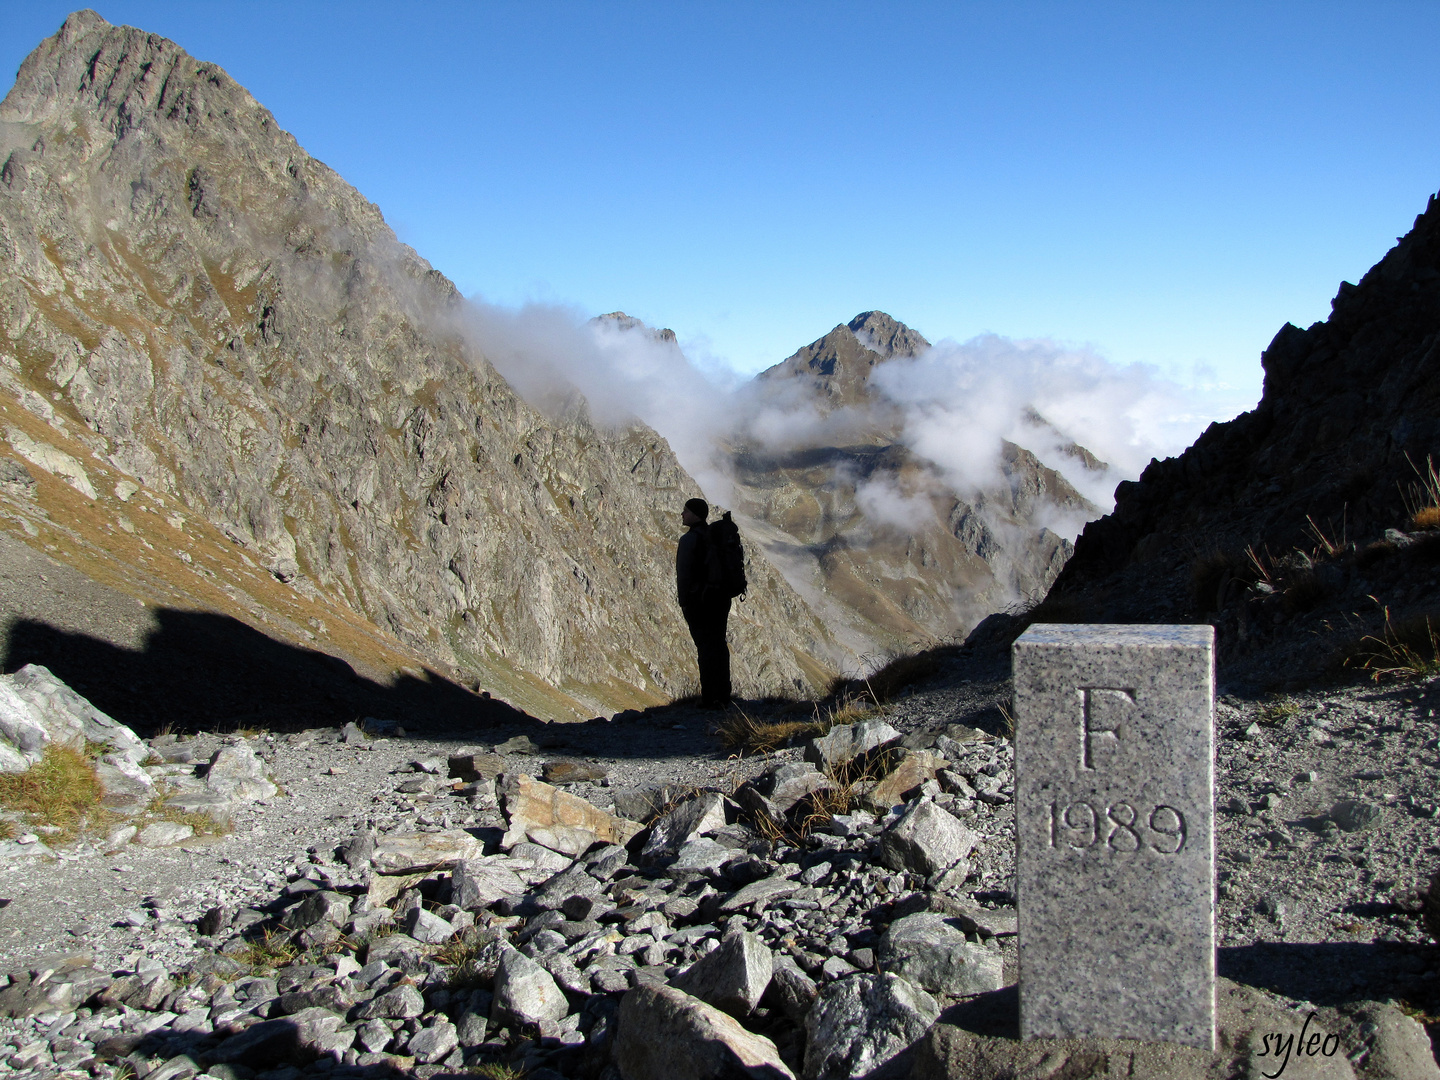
717, 708, 828, 755
1412, 506, 1440, 532
235, 928, 300, 973
473, 1064, 527, 1080
1346, 609, 1440, 681
1257, 698, 1301, 725
0, 742, 108, 843
1401, 453, 1440, 531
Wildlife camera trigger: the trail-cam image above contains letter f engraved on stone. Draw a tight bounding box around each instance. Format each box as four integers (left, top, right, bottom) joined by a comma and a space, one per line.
1079, 687, 1135, 771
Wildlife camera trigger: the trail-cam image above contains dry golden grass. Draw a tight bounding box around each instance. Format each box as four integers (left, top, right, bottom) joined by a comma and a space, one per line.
1402, 453, 1440, 531
790, 748, 900, 838
1306, 513, 1348, 557
1345, 609, 1440, 681
1411, 506, 1440, 532
0, 742, 108, 843
717, 709, 828, 755
235, 928, 300, 973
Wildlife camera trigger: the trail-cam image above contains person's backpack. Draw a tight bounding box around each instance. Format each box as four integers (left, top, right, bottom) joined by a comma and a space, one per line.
706, 511, 748, 600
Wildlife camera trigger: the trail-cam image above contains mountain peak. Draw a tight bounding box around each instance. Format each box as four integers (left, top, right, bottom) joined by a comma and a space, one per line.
756, 311, 929, 410
846, 311, 930, 360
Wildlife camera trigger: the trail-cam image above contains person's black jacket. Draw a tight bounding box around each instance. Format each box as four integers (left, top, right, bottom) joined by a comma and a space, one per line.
676, 522, 711, 606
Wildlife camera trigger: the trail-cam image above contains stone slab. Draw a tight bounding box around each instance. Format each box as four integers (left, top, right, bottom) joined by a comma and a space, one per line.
1013, 623, 1214, 1049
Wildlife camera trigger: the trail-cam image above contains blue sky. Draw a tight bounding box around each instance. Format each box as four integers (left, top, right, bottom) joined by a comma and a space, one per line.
5, 2, 1440, 418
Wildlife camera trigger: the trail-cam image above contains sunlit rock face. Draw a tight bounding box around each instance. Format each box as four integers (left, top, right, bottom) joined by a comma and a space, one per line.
0, 11, 834, 719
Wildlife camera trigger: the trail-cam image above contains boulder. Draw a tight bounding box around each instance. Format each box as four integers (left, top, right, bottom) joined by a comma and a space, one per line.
670, 930, 773, 1016
720, 874, 801, 913
448, 752, 504, 781
137, 821, 193, 848
162, 791, 234, 824
94, 754, 154, 812
910, 979, 1367, 1080
641, 792, 730, 864
614, 982, 796, 1080
542, 758, 608, 784
805, 720, 901, 771
1330, 798, 1383, 833
500, 773, 642, 855
613, 782, 690, 822
804, 973, 939, 1080
204, 745, 277, 801
666, 837, 736, 883
208, 1007, 346, 1068
336, 829, 376, 870
874, 799, 977, 877
0, 664, 147, 772
407, 1018, 459, 1064
371, 830, 485, 873
361, 935, 427, 974
765, 956, 818, 1027
492, 948, 568, 1027
860, 751, 945, 812
533, 864, 604, 911
281, 891, 352, 931
404, 906, 454, 944
353, 983, 425, 1020
876, 913, 1002, 996
451, 859, 527, 910
749, 761, 835, 812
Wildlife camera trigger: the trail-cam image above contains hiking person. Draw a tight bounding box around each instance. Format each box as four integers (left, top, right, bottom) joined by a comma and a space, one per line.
676, 497, 732, 708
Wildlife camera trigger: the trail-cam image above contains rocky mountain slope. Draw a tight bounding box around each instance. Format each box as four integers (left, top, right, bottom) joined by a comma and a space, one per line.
728, 312, 1094, 659
1038, 189, 1440, 690
0, 11, 834, 724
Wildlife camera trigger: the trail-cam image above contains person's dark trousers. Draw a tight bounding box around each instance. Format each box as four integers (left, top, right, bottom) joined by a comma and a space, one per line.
681, 594, 731, 705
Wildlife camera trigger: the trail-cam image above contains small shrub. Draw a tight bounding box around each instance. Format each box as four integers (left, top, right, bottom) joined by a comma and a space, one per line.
0, 743, 107, 843
1282, 572, 1326, 614
997, 700, 1016, 739
1356, 539, 1397, 568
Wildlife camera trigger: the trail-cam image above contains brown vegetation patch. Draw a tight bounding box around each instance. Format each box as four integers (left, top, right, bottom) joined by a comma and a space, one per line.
0, 742, 108, 843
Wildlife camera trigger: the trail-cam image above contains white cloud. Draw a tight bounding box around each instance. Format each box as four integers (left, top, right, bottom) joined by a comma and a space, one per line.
454, 300, 1246, 543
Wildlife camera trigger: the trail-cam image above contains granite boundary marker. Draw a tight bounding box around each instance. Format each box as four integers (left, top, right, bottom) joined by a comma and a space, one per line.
1014, 623, 1216, 1049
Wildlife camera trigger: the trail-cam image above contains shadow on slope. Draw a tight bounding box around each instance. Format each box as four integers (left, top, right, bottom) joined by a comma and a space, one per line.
1, 610, 524, 738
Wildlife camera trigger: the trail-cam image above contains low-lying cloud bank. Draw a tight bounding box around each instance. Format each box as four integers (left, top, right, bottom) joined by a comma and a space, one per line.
460, 299, 1251, 539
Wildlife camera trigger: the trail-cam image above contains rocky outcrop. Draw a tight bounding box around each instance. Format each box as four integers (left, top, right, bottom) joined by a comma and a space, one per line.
0, 11, 833, 721
1039, 188, 1440, 683
730, 313, 1092, 657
